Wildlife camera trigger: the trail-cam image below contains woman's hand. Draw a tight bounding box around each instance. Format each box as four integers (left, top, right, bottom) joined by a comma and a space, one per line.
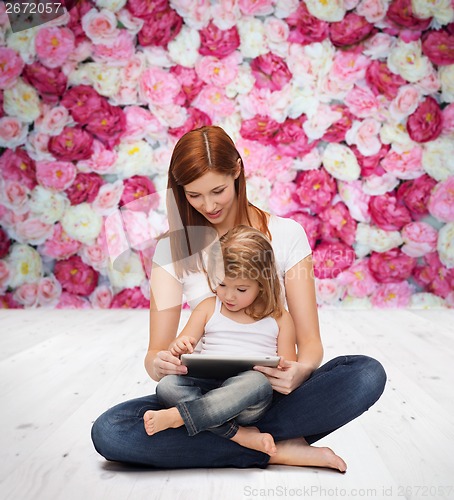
153, 350, 188, 380
253, 359, 313, 395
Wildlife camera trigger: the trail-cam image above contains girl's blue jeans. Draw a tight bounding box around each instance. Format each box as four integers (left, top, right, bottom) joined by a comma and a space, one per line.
156, 371, 273, 438
91, 355, 386, 469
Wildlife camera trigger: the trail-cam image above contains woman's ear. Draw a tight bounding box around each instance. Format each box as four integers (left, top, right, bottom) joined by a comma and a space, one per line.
234, 158, 242, 179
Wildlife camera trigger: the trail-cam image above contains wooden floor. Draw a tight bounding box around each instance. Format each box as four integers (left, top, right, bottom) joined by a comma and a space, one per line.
0, 307, 453, 500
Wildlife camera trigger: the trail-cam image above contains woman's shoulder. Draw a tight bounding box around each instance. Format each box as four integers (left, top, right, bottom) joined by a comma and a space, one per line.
268, 214, 307, 239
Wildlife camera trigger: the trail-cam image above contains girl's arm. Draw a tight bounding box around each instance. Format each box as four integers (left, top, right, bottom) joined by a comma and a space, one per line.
145, 263, 185, 382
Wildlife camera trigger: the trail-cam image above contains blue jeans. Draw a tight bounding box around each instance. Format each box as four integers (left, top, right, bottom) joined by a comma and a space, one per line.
91, 355, 386, 469
157, 371, 273, 438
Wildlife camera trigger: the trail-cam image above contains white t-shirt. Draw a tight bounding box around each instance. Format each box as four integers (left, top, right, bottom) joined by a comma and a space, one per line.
152, 214, 312, 311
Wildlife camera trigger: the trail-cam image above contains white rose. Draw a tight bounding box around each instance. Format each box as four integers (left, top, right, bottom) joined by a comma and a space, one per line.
6, 243, 43, 288
387, 40, 432, 83
237, 17, 268, 59
422, 137, 454, 181
167, 27, 201, 67
113, 140, 154, 178
362, 173, 400, 195
6, 28, 37, 64
3, 78, 40, 123
363, 33, 394, 60
218, 112, 242, 142
315, 278, 345, 306
305, 0, 345, 21
29, 186, 69, 224
92, 180, 124, 216
264, 17, 290, 57
95, 0, 127, 12
0, 116, 28, 148
380, 122, 415, 153
293, 148, 322, 171
142, 46, 173, 69
24, 131, 54, 162
439, 65, 454, 103
412, 0, 454, 25
117, 8, 144, 35
225, 66, 255, 99
304, 104, 342, 140
85, 63, 121, 97
355, 223, 403, 257
81, 8, 119, 45
410, 293, 446, 309
437, 222, 454, 268
108, 251, 145, 290
61, 203, 103, 245
151, 145, 174, 177
245, 175, 271, 212
35, 105, 71, 136
67, 64, 92, 87
322, 143, 361, 181
170, 0, 211, 29
149, 103, 187, 128
288, 84, 319, 119
274, 0, 299, 18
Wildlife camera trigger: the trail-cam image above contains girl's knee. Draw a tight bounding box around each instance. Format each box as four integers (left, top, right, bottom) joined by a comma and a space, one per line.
243, 370, 273, 397
156, 375, 180, 400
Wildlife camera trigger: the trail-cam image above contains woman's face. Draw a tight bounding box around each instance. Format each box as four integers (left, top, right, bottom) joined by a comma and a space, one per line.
183, 169, 239, 225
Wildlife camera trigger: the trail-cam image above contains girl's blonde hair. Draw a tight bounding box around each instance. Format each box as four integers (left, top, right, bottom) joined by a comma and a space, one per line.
206, 225, 284, 321
165, 126, 270, 278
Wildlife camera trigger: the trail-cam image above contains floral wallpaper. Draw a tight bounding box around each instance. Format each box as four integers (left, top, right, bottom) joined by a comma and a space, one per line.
0, 0, 453, 310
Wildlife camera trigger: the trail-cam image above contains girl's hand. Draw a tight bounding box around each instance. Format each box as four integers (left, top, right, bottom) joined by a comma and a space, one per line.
153, 350, 188, 380
253, 359, 313, 395
169, 336, 197, 357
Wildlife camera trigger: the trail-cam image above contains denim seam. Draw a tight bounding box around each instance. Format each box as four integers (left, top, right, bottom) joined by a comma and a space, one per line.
176, 402, 198, 436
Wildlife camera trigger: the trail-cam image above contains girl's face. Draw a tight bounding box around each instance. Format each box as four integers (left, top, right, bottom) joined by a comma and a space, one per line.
216, 275, 260, 313
183, 169, 240, 225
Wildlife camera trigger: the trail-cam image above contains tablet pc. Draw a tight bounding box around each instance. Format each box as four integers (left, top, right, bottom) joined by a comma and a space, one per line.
180, 354, 280, 379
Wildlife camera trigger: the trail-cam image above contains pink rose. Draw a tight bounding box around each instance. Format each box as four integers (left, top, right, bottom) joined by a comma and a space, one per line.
1, 180, 29, 212
14, 218, 54, 246
199, 22, 240, 58
422, 30, 454, 66
120, 175, 159, 213
413, 252, 454, 299
35, 27, 75, 69
0, 226, 10, 259
322, 105, 355, 143
139, 67, 181, 106
312, 241, 356, 279
127, 0, 167, 19
250, 53, 292, 92
56, 292, 91, 309
168, 107, 212, 139
293, 168, 337, 215
54, 255, 99, 296
0, 48, 24, 89
239, 0, 273, 15
401, 221, 438, 257
356, 0, 388, 23
0, 292, 24, 309
274, 117, 314, 157
318, 202, 357, 246
363, 33, 395, 59
380, 146, 424, 180
191, 86, 236, 121
368, 248, 417, 283
370, 282, 413, 308
0, 260, 10, 292
345, 118, 381, 156
48, 126, 94, 161
22, 62, 68, 104
92, 181, 124, 216
13, 283, 39, 307
36, 161, 76, 191
240, 115, 279, 146
61, 85, 106, 124
329, 12, 375, 47
369, 193, 412, 231
428, 177, 454, 223
286, 2, 329, 45
0, 90, 3, 118
170, 66, 205, 106
330, 50, 370, 85
138, 7, 183, 47
389, 85, 421, 120
85, 102, 126, 150
121, 210, 151, 250
40, 222, 82, 261
93, 30, 135, 63
80, 233, 109, 272
396, 174, 437, 221
442, 103, 454, 135
406, 97, 443, 143
268, 182, 300, 217
366, 61, 407, 100
110, 286, 149, 308
337, 259, 379, 298
82, 8, 119, 45
344, 85, 380, 118
285, 211, 320, 250
196, 54, 239, 87
77, 139, 118, 175
386, 0, 432, 31
122, 106, 166, 142
0, 116, 27, 148
351, 143, 388, 177
67, 0, 95, 43
65, 172, 104, 205
0, 149, 37, 189
38, 275, 62, 307
90, 285, 113, 308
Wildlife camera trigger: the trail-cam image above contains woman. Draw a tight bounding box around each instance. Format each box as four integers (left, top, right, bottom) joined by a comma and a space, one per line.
91, 126, 386, 469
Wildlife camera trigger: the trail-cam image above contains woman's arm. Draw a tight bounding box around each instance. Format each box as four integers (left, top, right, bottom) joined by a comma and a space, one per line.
145, 263, 185, 382
276, 310, 297, 361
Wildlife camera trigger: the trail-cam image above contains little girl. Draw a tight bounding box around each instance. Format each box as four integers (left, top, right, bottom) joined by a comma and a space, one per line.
143, 225, 297, 456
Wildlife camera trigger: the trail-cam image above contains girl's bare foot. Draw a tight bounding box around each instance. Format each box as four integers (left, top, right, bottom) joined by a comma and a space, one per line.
143, 408, 184, 436
231, 426, 277, 456
269, 437, 347, 472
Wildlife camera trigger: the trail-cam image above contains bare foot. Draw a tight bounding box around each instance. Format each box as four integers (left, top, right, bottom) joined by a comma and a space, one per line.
231, 426, 277, 456
269, 437, 347, 472
143, 408, 184, 436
